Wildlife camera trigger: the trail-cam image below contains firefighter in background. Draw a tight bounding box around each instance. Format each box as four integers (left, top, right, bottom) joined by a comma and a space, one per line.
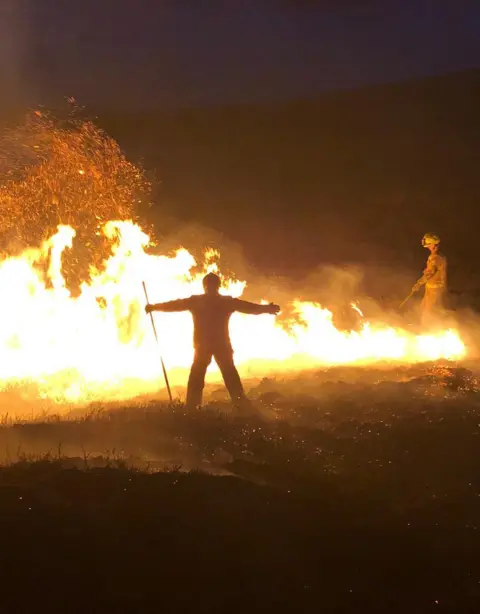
145, 273, 280, 410
412, 233, 447, 324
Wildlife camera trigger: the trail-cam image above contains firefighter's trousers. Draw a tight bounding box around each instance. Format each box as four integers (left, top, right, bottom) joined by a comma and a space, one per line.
421, 286, 445, 326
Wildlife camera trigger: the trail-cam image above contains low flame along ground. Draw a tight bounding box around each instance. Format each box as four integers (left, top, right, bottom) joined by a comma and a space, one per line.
0, 220, 465, 405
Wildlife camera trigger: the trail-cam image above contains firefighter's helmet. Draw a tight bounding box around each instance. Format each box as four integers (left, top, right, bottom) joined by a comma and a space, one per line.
422, 233, 440, 247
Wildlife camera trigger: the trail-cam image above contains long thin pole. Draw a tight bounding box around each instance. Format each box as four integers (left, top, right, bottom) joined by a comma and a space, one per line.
399, 290, 415, 310
142, 281, 173, 403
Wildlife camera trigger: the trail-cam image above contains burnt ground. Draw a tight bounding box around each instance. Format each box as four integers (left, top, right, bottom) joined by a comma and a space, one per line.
0, 361, 480, 613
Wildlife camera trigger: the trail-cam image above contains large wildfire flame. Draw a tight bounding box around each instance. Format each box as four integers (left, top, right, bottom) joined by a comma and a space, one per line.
0, 220, 465, 405
0, 108, 466, 406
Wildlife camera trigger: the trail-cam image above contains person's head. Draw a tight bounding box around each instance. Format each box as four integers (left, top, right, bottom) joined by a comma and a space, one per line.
422, 233, 440, 253
202, 272, 221, 295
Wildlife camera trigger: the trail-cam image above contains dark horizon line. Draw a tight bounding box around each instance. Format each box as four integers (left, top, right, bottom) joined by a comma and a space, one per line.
1, 65, 478, 120
88, 65, 480, 116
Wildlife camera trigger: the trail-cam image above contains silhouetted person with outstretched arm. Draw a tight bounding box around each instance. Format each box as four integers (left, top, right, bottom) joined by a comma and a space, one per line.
145, 273, 280, 410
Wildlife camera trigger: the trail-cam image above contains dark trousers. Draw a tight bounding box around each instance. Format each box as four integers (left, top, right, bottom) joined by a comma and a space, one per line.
186, 347, 246, 408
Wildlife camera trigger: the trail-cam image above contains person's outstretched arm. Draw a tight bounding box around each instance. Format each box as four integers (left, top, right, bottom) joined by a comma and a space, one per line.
145, 298, 193, 313
232, 299, 280, 315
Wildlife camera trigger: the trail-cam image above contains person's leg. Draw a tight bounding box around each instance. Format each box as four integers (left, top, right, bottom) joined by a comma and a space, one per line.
186, 349, 212, 408
434, 288, 445, 312
421, 287, 445, 327
214, 350, 246, 405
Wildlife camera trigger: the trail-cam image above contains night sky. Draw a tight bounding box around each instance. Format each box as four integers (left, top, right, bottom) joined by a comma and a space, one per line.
1, 0, 480, 109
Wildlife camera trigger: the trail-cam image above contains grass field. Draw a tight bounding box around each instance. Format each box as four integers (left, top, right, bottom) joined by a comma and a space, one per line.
1, 361, 479, 612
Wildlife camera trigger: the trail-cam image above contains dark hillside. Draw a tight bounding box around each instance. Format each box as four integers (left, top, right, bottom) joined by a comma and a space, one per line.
96, 69, 479, 290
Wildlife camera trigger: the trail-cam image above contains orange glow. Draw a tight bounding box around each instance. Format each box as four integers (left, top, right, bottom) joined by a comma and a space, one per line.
0, 221, 466, 405
0, 109, 466, 407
